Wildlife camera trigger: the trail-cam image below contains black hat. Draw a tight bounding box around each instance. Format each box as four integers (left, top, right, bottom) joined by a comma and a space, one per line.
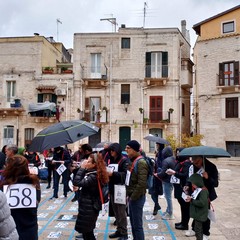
126, 140, 140, 152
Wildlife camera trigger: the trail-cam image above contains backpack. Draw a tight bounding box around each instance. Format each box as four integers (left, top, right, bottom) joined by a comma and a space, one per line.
134, 156, 155, 189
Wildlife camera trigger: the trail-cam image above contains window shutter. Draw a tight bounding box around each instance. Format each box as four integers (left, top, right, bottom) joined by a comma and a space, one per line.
162, 52, 168, 77
85, 97, 89, 109
234, 61, 239, 85
84, 112, 90, 122
38, 94, 43, 103
145, 52, 151, 77
219, 63, 224, 86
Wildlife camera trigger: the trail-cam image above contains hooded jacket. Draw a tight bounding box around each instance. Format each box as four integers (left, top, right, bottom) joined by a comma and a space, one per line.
189, 173, 209, 222
108, 143, 129, 194
157, 146, 175, 182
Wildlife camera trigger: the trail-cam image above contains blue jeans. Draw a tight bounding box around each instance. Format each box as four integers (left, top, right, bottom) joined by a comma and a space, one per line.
162, 181, 173, 215
129, 195, 145, 240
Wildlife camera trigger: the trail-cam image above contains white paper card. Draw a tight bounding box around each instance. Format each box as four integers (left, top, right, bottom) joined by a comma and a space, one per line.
4, 184, 37, 209
114, 185, 126, 204
56, 164, 67, 175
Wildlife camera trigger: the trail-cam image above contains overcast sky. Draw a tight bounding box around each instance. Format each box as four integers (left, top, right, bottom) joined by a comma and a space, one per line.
0, 0, 239, 49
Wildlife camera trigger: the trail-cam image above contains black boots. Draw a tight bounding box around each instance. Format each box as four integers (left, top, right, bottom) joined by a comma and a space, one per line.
153, 204, 161, 215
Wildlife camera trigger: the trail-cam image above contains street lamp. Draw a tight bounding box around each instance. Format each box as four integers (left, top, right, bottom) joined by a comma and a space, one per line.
124, 102, 129, 112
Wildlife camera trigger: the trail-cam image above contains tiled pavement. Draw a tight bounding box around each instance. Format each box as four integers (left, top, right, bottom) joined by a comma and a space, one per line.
37, 160, 240, 240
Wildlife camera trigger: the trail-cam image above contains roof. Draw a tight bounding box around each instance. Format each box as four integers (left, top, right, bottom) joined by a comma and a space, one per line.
193, 5, 240, 35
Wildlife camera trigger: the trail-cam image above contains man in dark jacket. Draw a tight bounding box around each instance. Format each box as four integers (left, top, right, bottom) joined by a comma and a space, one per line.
125, 140, 148, 240
185, 156, 219, 239
50, 146, 71, 199
155, 145, 176, 220
108, 143, 129, 240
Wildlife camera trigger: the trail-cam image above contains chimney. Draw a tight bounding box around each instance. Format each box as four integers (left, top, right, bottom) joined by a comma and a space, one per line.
121, 24, 126, 28
181, 20, 186, 38
34, 33, 39, 36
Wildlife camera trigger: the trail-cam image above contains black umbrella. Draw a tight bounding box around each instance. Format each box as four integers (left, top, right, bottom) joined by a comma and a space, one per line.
179, 146, 231, 158
28, 120, 99, 152
144, 134, 169, 145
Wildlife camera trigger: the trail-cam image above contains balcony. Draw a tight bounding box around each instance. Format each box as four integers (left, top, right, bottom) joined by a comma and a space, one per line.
80, 66, 108, 88
144, 65, 169, 86
181, 58, 193, 88
217, 74, 240, 93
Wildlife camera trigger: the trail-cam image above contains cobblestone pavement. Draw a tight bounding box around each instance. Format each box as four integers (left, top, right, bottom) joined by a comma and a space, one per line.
37, 160, 240, 240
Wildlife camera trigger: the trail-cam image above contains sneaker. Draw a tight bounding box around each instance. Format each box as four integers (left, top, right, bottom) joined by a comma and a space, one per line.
161, 213, 175, 220
203, 234, 209, 240
185, 229, 195, 237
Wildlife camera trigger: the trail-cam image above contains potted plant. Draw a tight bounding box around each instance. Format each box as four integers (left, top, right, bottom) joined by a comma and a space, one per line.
43, 67, 54, 74
61, 67, 72, 74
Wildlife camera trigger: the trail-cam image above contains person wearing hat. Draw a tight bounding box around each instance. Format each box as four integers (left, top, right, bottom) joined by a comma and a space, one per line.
185, 173, 209, 240
125, 140, 148, 240
185, 156, 219, 240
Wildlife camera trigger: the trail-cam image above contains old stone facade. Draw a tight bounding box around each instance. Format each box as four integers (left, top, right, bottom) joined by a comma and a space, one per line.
73, 24, 193, 152
0, 23, 192, 153
193, 5, 240, 156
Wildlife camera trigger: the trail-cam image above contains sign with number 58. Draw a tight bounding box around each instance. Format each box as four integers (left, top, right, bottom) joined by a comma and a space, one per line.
3, 184, 37, 209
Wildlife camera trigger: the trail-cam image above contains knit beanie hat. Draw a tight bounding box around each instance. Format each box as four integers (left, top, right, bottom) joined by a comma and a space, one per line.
126, 140, 140, 152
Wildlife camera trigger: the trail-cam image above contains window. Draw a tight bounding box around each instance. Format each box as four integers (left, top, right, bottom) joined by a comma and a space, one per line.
226, 141, 240, 157
219, 61, 239, 86
121, 38, 130, 49
121, 84, 130, 104
90, 97, 101, 122
25, 128, 34, 147
146, 52, 168, 78
226, 97, 238, 118
3, 125, 14, 146
91, 53, 101, 78
222, 21, 234, 34
7, 81, 16, 102
182, 103, 185, 117
149, 96, 163, 122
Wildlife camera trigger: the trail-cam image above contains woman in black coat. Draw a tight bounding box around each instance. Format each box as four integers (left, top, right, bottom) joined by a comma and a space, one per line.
0, 155, 41, 240
73, 153, 109, 240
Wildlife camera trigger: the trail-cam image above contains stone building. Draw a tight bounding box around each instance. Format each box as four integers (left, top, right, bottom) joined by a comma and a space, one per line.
192, 5, 240, 156
73, 21, 193, 152
0, 34, 73, 148
0, 21, 192, 153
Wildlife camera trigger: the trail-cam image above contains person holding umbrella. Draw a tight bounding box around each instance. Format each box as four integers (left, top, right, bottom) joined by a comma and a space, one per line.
185, 155, 219, 240
50, 146, 71, 199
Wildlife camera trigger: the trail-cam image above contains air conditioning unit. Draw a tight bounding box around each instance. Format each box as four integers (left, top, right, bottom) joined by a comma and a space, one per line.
55, 88, 66, 96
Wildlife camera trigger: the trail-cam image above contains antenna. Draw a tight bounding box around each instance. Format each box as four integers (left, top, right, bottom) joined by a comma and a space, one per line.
100, 16, 118, 32
56, 18, 62, 41
143, 2, 148, 28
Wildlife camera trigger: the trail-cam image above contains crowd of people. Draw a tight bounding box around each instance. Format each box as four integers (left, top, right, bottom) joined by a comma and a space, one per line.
0, 140, 219, 240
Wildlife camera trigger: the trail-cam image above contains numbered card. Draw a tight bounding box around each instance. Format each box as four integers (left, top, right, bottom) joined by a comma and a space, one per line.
56, 164, 67, 175
3, 184, 37, 209
107, 163, 118, 172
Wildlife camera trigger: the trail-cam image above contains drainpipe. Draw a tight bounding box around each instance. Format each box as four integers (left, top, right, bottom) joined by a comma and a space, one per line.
109, 43, 113, 141
179, 42, 184, 145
